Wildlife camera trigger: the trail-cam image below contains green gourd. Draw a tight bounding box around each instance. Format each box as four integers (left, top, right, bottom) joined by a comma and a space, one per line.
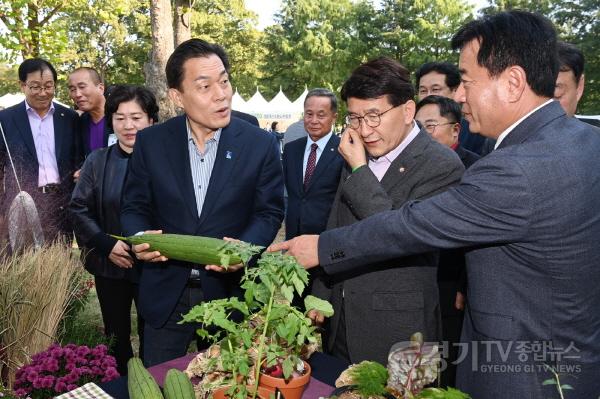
112, 233, 259, 266
127, 357, 163, 399
163, 369, 195, 399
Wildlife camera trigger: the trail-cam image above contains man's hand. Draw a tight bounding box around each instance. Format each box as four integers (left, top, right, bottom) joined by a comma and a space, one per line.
307, 309, 325, 326
267, 235, 320, 269
455, 291, 465, 311
132, 230, 168, 262
339, 128, 367, 170
109, 240, 134, 268
73, 169, 81, 183
205, 237, 244, 273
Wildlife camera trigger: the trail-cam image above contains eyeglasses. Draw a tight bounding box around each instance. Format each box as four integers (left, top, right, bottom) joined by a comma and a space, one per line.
345, 105, 398, 130
423, 122, 457, 134
418, 86, 447, 97
25, 83, 55, 93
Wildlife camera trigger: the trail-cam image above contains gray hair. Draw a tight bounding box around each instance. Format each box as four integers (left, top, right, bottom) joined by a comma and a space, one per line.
304, 88, 338, 113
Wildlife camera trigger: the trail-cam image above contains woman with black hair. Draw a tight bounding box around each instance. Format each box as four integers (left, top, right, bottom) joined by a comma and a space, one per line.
69, 85, 158, 375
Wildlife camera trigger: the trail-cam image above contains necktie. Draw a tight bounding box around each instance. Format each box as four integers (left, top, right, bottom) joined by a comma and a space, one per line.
304, 143, 318, 189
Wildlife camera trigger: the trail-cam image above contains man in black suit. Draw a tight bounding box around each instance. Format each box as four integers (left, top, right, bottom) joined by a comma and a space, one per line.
0, 58, 81, 240
68, 67, 111, 155
122, 39, 284, 366
283, 88, 343, 241
272, 11, 600, 398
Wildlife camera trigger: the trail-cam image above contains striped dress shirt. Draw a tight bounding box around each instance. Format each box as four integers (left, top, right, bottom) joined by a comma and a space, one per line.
187, 120, 221, 277
186, 120, 221, 217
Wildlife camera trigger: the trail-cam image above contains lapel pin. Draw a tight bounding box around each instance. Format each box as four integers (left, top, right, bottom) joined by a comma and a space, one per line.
330, 148, 334, 151
399, 167, 406, 173
226, 151, 233, 159
60, 113, 64, 117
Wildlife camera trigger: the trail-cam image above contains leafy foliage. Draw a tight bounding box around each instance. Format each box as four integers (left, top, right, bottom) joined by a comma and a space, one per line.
349, 361, 389, 397
181, 251, 332, 398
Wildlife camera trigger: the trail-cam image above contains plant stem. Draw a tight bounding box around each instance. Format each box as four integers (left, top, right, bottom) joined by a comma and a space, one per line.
545, 365, 565, 399
252, 285, 275, 399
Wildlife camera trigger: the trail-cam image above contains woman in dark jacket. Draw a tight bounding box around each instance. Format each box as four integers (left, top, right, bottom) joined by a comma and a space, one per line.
69, 85, 158, 375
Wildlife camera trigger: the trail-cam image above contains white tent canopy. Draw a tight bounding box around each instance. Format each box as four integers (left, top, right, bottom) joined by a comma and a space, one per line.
233, 88, 306, 129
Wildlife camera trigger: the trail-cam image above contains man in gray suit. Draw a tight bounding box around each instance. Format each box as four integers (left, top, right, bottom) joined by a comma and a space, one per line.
271, 11, 600, 398
309, 57, 464, 365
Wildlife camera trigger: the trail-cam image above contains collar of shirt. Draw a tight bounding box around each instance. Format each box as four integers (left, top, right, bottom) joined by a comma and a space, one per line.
369, 121, 420, 165
304, 131, 333, 155
186, 119, 222, 150
25, 100, 55, 119
494, 99, 554, 149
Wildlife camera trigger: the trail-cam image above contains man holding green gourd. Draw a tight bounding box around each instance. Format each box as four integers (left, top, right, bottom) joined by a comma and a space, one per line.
121, 39, 284, 367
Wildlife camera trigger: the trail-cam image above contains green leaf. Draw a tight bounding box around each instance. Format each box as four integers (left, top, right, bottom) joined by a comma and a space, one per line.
561, 384, 574, 390
542, 379, 558, 385
282, 357, 294, 379
304, 295, 334, 317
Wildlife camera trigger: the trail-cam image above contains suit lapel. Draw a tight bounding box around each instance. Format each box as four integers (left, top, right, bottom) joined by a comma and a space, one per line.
164, 115, 199, 221
496, 101, 564, 150
53, 103, 66, 164
12, 102, 37, 160
305, 134, 339, 192
198, 121, 243, 225
380, 130, 429, 192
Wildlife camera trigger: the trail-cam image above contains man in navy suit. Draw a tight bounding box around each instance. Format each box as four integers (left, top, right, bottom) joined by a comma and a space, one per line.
283, 88, 343, 241
122, 39, 284, 366
272, 11, 600, 398
0, 58, 81, 240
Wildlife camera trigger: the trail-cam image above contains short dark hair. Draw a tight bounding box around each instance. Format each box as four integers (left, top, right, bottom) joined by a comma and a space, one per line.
341, 57, 415, 106
416, 95, 462, 123
271, 121, 278, 131
451, 10, 558, 98
18, 58, 57, 82
71, 67, 103, 85
105, 85, 159, 130
166, 38, 230, 91
304, 88, 338, 113
415, 62, 461, 91
557, 41, 584, 84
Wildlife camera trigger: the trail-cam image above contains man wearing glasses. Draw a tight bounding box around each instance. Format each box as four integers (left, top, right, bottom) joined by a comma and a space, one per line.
0, 58, 82, 240
416, 95, 480, 169
308, 57, 464, 364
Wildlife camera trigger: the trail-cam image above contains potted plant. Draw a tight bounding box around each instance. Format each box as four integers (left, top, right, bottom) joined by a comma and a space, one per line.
181, 251, 334, 399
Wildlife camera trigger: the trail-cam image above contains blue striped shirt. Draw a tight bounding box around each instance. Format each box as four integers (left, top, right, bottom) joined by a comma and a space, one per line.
186, 120, 222, 218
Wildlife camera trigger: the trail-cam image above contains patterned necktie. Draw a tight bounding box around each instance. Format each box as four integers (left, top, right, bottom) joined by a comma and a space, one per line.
304, 143, 318, 189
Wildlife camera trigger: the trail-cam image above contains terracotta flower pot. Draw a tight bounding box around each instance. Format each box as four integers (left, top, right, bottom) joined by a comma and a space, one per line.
212, 385, 273, 399
259, 361, 311, 399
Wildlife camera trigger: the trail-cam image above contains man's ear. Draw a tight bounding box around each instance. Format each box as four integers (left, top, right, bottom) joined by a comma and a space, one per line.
168, 88, 183, 109
452, 122, 461, 138
576, 74, 585, 103
404, 99, 416, 124
505, 65, 527, 103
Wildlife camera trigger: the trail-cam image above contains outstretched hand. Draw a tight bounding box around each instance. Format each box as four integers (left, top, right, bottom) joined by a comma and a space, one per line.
267, 234, 320, 269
